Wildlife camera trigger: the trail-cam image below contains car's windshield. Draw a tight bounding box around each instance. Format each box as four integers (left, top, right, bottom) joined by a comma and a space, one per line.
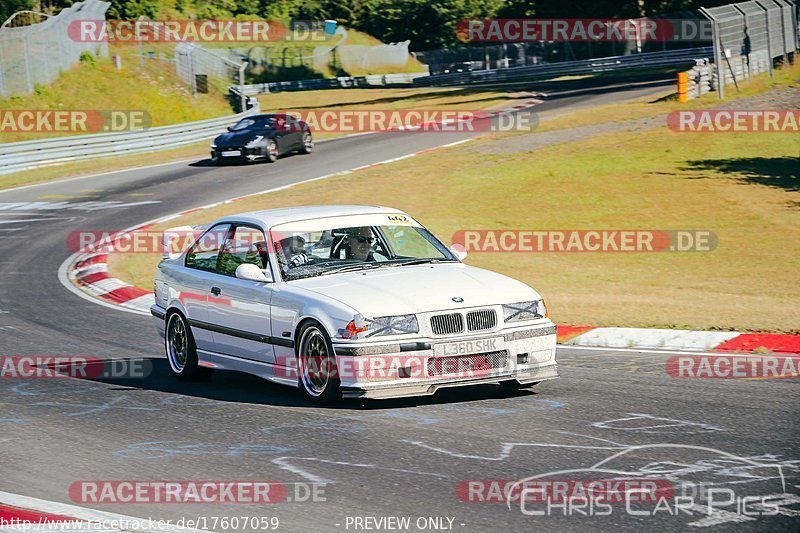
229, 116, 275, 131
272, 223, 457, 281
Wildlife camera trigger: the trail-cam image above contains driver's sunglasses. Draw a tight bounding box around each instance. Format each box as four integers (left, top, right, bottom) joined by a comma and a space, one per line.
354, 236, 374, 244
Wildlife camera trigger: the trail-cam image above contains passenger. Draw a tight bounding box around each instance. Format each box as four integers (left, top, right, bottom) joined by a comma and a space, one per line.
280, 235, 309, 272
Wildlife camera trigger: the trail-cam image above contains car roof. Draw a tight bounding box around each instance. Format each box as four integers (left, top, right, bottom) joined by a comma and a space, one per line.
215, 205, 409, 228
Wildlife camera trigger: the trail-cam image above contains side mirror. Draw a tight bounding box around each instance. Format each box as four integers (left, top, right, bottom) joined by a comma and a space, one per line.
235, 263, 273, 283
226, 126, 234, 132
450, 244, 468, 261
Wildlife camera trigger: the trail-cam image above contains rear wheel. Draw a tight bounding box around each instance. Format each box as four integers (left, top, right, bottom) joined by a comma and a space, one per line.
165, 312, 212, 381
297, 322, 341, 403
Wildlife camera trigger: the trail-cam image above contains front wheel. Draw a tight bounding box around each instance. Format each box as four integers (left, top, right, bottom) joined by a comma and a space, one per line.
296, 322, 341, 403
165, 312, 212, 381
299, 132, 313, 154
264, 139, 278, 163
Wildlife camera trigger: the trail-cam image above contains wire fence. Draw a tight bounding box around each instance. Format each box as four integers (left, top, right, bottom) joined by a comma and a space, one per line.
0, 0, 110, 96
701, 0, 798, 97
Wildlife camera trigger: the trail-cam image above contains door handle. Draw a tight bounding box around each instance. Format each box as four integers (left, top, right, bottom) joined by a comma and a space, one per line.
211, 287, 221, 296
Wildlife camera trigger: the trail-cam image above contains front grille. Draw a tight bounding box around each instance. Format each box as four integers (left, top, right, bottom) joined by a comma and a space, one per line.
466, 309, 497, 331
430, 313, 464, 335
427, 350, 509, 377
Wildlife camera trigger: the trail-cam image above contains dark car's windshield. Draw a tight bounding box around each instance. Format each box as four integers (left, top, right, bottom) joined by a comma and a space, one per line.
229, 116, 275, 131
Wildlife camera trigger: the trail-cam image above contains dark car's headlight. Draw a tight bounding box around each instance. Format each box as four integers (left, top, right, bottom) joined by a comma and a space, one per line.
344, 314, 419, 339
210, 140, 217, 149
503, 300, 547, 322
245, 135, 264, 148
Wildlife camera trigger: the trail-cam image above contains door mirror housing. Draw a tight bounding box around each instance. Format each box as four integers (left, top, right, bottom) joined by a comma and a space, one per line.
235, 263, 273, 283
450, 244, 468, 261
226, 126, 234, 132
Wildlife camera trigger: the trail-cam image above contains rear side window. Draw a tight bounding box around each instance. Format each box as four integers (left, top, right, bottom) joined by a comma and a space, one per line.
217, 225, 269, 277
185, 224, 231, 272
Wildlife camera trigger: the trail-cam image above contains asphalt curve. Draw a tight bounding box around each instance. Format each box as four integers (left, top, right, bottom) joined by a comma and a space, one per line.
0, 77, 797, 532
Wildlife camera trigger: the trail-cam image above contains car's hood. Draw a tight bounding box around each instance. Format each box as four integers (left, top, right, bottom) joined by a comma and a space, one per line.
290, 263, 540, 317
214, 130, 272, 147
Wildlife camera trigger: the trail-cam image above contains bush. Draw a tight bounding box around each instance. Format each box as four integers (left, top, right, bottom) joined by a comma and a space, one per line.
79, 51, 96, 66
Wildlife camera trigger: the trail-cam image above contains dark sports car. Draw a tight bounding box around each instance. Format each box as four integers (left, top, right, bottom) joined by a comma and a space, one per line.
210, 113, 313, 163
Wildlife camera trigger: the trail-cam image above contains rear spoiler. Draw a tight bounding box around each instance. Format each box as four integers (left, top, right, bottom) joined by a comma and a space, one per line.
162, 224, 209, 260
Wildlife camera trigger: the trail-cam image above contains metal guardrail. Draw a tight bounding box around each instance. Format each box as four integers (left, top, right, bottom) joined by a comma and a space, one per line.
412, 47, 716, 87
0, 106, 259, 176
239, 72, 428, 95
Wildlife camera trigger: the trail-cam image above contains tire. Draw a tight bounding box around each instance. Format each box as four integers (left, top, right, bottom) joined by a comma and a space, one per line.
500, 380, 539, 390
265, 139, 278, 163
165, 312, 213, 381
298, 132, 313, 154
296, 321, 341, 403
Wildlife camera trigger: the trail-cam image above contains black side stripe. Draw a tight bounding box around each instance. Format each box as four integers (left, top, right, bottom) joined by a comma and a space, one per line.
188, 319, 294, 348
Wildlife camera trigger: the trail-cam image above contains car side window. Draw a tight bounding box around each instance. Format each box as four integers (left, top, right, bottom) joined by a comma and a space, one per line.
185, 224, 231, 272
217, 225, 269, 277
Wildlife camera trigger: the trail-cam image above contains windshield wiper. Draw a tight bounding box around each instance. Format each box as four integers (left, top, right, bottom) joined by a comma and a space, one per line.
325, 262, 384, 275
387, 258, 456, 267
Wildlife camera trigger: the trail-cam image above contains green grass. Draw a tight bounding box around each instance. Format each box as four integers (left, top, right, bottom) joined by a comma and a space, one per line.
109, 65, 800, 334
0, 45, 232, 143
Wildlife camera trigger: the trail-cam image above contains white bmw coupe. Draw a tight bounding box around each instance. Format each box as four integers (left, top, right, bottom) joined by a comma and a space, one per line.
151, 205, 558, 403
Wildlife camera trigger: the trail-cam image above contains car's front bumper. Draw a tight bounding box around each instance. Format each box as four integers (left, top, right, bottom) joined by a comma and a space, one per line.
211, 147, 265, 161
332, 322, 558, 399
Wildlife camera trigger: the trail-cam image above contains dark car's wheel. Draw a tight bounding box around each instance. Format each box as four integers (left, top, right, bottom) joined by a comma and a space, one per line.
299, 132, 313, 154
500, 379, 539, 390
165, 312, 212, 381
265, 139, 278, 163
296, 321, 341, 403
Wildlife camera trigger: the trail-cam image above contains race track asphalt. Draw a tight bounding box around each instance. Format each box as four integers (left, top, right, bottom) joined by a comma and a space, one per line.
1, 76, 797, 532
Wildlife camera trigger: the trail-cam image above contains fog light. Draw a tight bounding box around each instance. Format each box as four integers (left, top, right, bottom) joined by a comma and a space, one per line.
517, 353, 529, 364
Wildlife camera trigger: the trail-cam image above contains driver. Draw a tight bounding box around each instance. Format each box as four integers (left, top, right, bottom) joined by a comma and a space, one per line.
279, 234, 309, 272
345, 227, 375, 261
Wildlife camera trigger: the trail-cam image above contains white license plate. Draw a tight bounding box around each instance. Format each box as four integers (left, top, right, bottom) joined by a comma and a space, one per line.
221, 150, 241, 157
434, 337, 503, 357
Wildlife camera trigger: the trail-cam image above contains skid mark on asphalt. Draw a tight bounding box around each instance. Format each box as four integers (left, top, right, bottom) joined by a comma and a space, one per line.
33, 396, 162, 417
593, 413, 728, 434
114, 441, 295, 459
271, 456, 449, 485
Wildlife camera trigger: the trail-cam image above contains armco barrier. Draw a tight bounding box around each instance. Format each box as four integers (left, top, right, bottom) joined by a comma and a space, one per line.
0, 106, 259, 176
412, 47, 715, 87
239, 72, 428, 95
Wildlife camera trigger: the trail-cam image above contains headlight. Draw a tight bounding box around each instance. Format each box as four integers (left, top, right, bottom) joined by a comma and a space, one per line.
343, 314, 419, 339
503, 300, 547, 322
245, 135, 264, 148
210, 142, 217, 149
